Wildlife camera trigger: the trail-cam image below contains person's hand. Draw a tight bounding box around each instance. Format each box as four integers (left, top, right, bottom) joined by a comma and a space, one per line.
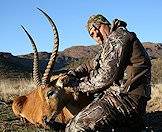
53, 70, 78, 88
55, 74, 69, 88
67, 70, 76, 77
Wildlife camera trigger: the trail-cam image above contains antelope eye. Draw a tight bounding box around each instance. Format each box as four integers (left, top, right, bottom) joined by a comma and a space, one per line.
47, 90, 58, 98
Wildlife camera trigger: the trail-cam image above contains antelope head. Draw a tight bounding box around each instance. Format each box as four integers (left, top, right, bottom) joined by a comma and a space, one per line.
12, 8, 69, 128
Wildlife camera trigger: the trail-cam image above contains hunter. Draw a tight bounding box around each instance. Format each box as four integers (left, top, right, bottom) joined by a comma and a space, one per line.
63, 14, 151, 131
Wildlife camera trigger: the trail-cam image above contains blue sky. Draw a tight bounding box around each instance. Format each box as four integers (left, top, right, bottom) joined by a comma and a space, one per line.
0, 0, 162, 55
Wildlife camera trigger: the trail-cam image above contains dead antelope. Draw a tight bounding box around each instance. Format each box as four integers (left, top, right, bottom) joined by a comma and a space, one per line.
12, 8, 93, 128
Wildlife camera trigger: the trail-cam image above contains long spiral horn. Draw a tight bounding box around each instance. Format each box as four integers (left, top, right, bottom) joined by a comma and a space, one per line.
21, 25, 42, 86
37, 8, 59, 85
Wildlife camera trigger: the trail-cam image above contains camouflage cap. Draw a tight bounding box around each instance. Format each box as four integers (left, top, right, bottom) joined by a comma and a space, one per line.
87, 14, 111, 33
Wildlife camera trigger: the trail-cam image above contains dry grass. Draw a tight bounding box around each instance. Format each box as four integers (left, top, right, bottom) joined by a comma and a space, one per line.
0, 78, 35, 101
0, 78, 162, 112
147, 83, 162, 112
151, 58, 162, 84
0, 79, 162, 131
0, 79, 47, 131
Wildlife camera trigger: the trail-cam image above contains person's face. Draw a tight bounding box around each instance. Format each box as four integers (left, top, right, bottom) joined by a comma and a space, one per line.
89, 23, 110, 45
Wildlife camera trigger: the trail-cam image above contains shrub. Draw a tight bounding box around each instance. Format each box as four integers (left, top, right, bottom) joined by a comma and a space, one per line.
151, 58, 162, 84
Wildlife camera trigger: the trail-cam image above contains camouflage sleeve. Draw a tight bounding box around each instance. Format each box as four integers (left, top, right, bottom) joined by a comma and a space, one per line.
67, 46, 102, 79
78, 27, 132, 93
74, 60, 94, 78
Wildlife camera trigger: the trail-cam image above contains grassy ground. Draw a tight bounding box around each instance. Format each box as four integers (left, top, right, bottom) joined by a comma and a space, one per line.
0, 79, 47, 131
0, 79, 34, 101
0, 79, 162, 131
0, 103, 41, 132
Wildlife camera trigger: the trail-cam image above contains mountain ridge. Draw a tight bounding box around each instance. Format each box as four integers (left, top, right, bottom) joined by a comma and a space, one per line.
0, 42, 161, 79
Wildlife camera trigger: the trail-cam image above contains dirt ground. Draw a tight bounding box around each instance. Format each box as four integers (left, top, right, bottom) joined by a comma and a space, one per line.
0, 101, 162, 132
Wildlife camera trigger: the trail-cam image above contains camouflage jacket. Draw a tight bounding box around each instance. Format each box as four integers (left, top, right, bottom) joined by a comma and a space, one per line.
72, 19, 151, 100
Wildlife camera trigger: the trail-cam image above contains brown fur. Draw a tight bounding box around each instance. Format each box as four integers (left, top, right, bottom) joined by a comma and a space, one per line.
12, 79, 93, 127
12, 8, 94, 128
12, 86, 57, 127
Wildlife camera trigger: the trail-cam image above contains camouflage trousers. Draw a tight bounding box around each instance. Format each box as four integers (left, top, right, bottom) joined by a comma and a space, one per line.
65, 90, 147, 132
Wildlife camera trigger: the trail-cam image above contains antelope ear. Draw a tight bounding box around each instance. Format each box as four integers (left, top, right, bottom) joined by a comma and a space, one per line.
51, 73, 68, 89
50, 75, 61, 82
50, 75, 60, 89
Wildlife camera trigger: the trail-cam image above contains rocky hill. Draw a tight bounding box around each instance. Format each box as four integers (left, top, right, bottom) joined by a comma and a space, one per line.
0, 42, 161, 80
143, 42, 162, 59
0, 52, 31, 80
